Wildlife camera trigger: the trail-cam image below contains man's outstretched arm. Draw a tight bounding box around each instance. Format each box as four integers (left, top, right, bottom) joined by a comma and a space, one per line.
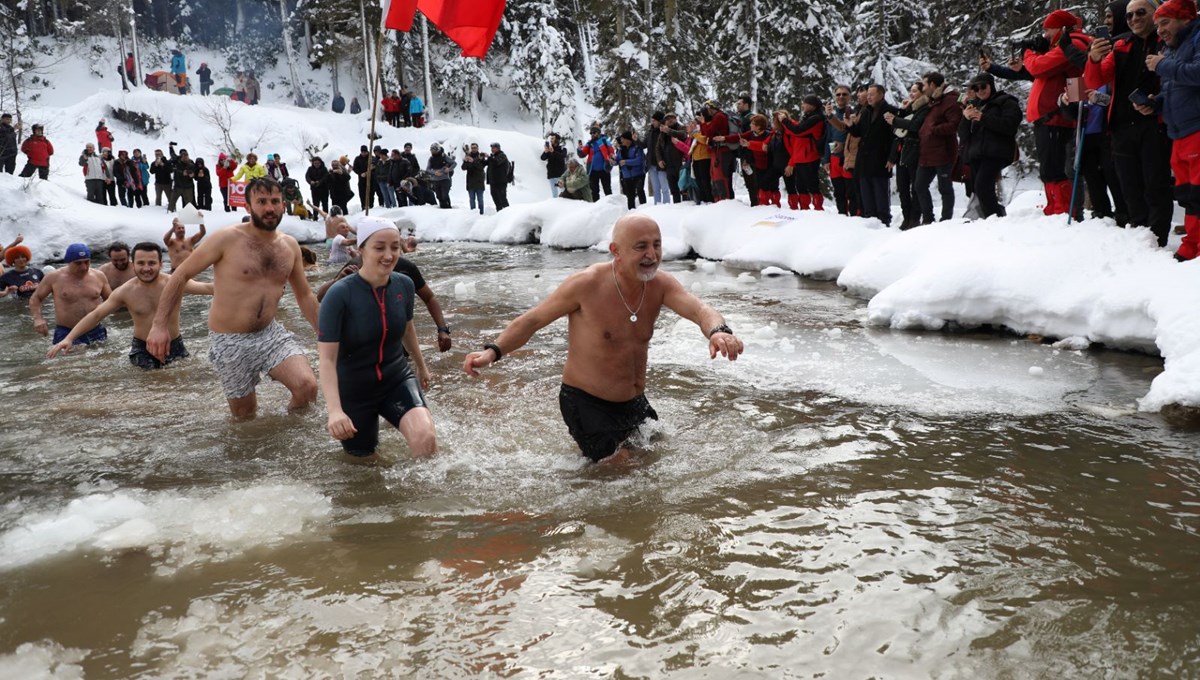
660, 272, 744, 360
462, 273, 584, 376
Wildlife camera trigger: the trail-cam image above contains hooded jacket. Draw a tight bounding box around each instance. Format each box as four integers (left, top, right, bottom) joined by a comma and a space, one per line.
1024, 30, 1093, 127
1155, 20, 1200, 140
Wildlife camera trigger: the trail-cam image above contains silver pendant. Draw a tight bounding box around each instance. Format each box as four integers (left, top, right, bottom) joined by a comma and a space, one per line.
630, 314, 638, 323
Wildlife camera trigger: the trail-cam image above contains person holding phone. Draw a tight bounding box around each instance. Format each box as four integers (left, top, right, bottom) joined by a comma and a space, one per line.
1146, 0, 1200, 260
1022, 10, 1094, 216
541, 133, 567, 198
1085, 0, 1175, 246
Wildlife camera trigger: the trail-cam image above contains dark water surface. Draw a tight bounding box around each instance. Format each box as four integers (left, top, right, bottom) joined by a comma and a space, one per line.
0, 243, 1197, 678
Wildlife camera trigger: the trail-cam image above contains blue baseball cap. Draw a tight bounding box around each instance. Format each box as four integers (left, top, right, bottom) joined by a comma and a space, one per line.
63, 243, 91, 263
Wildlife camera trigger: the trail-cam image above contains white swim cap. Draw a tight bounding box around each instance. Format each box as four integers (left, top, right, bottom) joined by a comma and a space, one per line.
356, 216, 400, 247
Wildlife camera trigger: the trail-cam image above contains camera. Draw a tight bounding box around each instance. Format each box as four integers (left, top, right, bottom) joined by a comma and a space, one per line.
1092, 92, 1112, 107
1011, 36, 1051, 53
965, 98, 983, 109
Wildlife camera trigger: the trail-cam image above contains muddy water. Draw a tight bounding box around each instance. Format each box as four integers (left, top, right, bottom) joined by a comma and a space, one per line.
0, 243, 1197, 678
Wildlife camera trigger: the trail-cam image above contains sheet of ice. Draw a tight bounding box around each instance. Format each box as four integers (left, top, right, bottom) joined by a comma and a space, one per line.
0, 483, 331, 574
0, 641, 87, 680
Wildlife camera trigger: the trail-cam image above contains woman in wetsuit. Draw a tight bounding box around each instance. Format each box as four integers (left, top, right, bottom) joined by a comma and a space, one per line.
317, 217, 436, 458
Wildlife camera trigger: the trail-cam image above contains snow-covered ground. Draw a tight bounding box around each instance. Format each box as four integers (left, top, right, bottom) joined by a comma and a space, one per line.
2, 44, 1197, 415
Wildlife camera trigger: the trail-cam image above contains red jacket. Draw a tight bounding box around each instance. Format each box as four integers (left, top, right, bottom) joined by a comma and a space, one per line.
21, 135, 53, 166
215, 156, 238, 187
124, 56, 135, 74
1023, 31, 1091, 127
780, 112, 826, 165
700, 110, 730, 140
731, 130, 772, 169
96, 126, 114, 151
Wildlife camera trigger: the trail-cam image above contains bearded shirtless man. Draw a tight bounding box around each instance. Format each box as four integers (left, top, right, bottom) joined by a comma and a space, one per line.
29, 243, 112, 345
49, 242, 212, 367
463, 214, 745, 463
99, 241, 136, 289
148, 177, 319, 419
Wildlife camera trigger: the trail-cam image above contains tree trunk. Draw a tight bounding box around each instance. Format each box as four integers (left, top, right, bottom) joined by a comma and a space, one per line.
421, 15, 433, 118
115, 16, 130, 91
749, 0, 760, 109
235, 0, 246, 34
303, 19, 313, 58
330, 54, 340, 99
278, 0, 307, 107
129, 0, 142, 86
360, 0, 374, 102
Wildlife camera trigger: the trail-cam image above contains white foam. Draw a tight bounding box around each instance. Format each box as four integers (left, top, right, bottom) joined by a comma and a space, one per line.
0, 484, 331, 574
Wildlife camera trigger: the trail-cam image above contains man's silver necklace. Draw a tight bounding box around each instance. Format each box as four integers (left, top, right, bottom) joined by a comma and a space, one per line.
611, 261, 645, 323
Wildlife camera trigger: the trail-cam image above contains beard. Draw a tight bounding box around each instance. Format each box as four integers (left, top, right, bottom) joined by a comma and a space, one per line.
250, 209, 281, 231
114, 261, 129, 271
637, 261, 659, 282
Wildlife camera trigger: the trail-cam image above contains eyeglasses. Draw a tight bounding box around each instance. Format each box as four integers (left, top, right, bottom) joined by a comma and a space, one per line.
1126, 7, 1148, 19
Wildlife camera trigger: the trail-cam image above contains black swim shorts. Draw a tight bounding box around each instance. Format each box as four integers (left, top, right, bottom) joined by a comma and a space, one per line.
340, 360, 428, 456
129, 336, 189, 369
558, 384, 658, 462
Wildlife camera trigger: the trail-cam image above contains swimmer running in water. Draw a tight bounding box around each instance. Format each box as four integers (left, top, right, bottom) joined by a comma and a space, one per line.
463, 214, 744, 464
148, 177, 319, 419
30, 243, 112, 346
48, 242, 213, 367
318, 217, 436, 460
163, 217, 206, 272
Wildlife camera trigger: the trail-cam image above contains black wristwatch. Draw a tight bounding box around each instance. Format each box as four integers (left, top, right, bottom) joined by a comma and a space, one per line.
708, 324, 733, 338
437, 325, 451, 334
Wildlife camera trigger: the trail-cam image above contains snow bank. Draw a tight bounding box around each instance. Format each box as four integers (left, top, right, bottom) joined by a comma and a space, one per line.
397, 194, 1197, 412
0, 483, 331, 576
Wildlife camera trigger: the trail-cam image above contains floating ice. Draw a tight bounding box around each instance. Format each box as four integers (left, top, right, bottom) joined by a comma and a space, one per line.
736, 272, 757, 283
761, 266, 789, 277
453, 281, 477, 298
0, 484, 332, 574
1029, 366, 1045, 377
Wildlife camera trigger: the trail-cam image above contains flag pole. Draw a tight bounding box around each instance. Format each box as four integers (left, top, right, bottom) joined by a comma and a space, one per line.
364, 22, 387, 216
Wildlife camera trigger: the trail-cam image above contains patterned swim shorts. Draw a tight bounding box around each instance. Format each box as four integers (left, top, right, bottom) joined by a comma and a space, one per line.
208, 319, 306, 399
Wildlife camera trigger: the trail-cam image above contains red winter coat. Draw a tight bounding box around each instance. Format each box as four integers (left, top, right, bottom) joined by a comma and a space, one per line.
21, 135, 53, 166
700, 110, 730, 140
125, 55, 135, 74
96, 126, 114, 151
729, 130, 772, 169
1023, 31, 1091, 127
780, 112, 826, 165
215, 156, 238, 188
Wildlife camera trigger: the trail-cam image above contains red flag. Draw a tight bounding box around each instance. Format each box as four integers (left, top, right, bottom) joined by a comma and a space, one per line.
416, 0, 506, 59
383, 0, 419, 32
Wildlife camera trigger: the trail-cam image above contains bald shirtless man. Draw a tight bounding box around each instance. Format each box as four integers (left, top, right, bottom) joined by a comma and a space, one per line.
48, 242, 213, 367
148, 177, 319, 419
463, 214, 745, 463
99, 241, 136, 289
163, 218, 206, 272
29, 243, 112, 345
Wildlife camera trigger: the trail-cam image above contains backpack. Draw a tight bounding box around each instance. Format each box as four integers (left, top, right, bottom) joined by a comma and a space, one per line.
724, 110, 745, 151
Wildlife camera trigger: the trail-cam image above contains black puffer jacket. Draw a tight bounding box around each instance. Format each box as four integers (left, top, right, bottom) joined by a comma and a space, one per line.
959, 90, 1023, 166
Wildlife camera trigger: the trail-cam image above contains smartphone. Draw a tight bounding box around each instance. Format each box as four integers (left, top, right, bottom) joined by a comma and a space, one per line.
1066, 77, 1084, 103
1128, 89, 1151, 106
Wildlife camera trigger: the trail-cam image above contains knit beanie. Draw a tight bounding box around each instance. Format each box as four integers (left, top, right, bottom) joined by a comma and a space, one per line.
1155, 0, 1197, 20
1043, 9, 1082, 29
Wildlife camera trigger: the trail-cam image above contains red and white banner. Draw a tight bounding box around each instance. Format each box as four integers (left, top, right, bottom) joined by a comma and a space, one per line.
383, 0, 505, 59
228, 180, 248, 209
